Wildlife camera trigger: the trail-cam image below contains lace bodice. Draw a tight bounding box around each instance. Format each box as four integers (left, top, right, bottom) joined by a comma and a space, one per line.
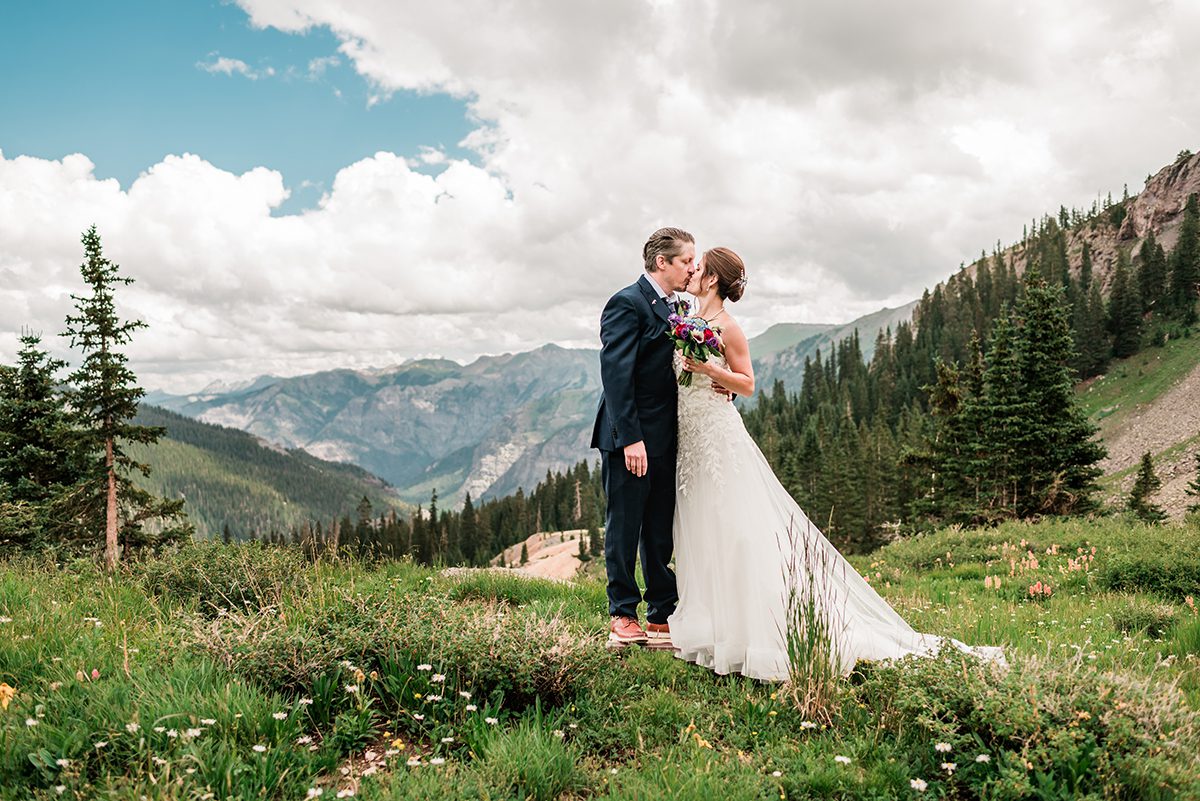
674, 351, 747, 496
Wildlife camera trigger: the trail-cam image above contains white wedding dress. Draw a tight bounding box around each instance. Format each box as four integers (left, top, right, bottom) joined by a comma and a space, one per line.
667, 352, 1004, 681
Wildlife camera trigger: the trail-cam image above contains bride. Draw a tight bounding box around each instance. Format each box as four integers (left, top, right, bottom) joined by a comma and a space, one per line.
667, 246, 1004, 680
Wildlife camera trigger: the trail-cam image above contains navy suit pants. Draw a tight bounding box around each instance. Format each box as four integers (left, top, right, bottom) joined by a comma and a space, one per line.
601, 448, 678, 624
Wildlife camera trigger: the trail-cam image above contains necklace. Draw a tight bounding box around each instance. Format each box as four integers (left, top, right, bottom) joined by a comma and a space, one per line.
701, 307, 726, 324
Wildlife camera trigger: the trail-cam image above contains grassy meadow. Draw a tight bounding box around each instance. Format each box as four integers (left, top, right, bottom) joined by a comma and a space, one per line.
1, 515, 1199, 800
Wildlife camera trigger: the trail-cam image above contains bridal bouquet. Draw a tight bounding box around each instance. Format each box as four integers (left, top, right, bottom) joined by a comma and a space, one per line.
666, 304, 723, 387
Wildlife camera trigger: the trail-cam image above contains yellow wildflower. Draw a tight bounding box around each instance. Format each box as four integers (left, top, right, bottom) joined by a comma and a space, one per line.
0, 683, 14, 711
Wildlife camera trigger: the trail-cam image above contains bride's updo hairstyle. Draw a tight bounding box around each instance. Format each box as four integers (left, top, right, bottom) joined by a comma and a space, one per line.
643, 227, 695, 272
703, 247, 747, 302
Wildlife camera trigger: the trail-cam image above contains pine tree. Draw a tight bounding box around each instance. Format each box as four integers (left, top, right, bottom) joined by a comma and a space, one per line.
61, 226, 191, 568
520, 542, 528, 565
0, 333, 88, 505
1013, 271, 1106, 516
1107, 249, 1142, 359
587, 524, 602, 558
1136, 231, 1168, 314
1128, 452, 1167, 523
1168, 193, 1200, 323
1186, 452, 1200, 514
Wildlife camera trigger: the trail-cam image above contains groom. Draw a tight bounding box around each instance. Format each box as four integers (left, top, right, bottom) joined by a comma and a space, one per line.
592, 226, 696, 648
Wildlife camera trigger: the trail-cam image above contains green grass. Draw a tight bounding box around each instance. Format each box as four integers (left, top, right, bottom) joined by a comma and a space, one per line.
2, 518, 1200, 799
1077, 332, 1200, 438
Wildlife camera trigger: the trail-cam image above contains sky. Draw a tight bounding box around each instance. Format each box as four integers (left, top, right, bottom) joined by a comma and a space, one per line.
2, 0, 1199, 393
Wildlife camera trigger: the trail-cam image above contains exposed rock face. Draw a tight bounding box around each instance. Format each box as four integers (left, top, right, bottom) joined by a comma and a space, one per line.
1119, 151, 1200, 243
154, 344, 601, 504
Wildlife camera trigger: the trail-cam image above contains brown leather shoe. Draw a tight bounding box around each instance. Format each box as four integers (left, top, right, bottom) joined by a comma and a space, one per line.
608, 616, 648, 648
644, 621, 672, 649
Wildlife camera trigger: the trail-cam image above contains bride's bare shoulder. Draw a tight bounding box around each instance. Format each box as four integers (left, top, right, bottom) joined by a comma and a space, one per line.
719, 313, 747, 343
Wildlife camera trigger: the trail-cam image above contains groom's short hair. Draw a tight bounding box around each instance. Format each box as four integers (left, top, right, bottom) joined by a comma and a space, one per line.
643, 227, 694, 272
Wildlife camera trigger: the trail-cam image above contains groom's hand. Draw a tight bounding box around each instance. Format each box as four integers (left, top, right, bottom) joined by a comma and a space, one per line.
623, 441, 648, 477
711, 381, 733, 401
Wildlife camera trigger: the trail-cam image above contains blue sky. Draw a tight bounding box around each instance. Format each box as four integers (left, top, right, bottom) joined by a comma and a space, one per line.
0, 0, 473, 213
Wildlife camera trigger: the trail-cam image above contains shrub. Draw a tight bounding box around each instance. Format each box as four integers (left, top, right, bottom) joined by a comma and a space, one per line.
854, 649, 1200, 800
136, 541, 310, 615
1111, 599, 1179, 636
1099, 550, 1200, 599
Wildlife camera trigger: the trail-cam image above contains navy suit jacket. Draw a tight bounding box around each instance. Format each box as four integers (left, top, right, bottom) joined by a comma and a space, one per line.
591, 275, 679, 457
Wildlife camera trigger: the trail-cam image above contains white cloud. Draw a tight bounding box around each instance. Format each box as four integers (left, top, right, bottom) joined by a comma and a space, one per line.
197, 54, 273, 80
5, 1, 1200, 392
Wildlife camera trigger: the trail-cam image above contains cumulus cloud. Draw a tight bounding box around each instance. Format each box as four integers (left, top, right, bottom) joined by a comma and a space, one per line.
4, 0, 1200, 392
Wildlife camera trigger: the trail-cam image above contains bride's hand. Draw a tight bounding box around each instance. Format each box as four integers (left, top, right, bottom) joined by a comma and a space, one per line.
681, 356, 712, 377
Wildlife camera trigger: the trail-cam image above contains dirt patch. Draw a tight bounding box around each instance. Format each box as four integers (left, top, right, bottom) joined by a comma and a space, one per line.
1099, 358, 1200, 517
489, 529, 593, 581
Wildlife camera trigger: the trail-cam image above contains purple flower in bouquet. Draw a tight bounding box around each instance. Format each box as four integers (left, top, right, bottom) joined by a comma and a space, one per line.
665, 313, 723, 387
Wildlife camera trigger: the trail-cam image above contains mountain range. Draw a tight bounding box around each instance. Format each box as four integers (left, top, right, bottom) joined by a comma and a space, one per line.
146, 305, 911, 505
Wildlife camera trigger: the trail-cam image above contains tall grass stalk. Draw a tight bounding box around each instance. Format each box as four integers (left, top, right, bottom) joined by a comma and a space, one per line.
778, 517, 847, 724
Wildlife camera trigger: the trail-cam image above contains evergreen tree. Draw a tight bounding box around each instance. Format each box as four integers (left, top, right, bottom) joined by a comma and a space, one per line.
0, 334, 88, 504
1136, 231, 1168, 314
1168, 193, 1200, 323
520, 542, 528, 565
1012, 271, 1106, 516
1186, 452, 1200, 514
61, 226, 191, 568
1107, 249, 1142, 359
1128, 452, 1167, 524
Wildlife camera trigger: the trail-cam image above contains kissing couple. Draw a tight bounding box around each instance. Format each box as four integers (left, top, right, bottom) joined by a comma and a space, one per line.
591, 227, 1003, 680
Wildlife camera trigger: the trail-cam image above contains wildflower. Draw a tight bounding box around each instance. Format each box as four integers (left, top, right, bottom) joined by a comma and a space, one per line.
166, 729, 178, 739
55, 787, 66, 796
412, 713, 425, 721
426, 694, 443, 702
337, 791, 355, 799
975, 754, 990, 763
56, 758, 71, 767
934, 742, 952, 753
429, 757, 446, 765
186, 767, 196, 774
390, 738, 405, 749
125, 722, 140, 733
273, 712, 288, 720
0, 616, 10, 624
184, 728, 203, 739
610, 768, 619, 774
306, 789, 324, 799
431, 673, 446, 683
772, 770, 782, 777
253, 744, 267, 753
941, 762, 957, 774
49, 681, 63, 691
485, 717, 498, 725
800, 721, 817, 730
413, 693, 422, 699
153, 726, 166, 733
417, 664, 432, 671
297, 735, 314, 745
465, 704, 478, 712
407, 757, 422, 767
552, 730, 565, 739
0, 683, 15, 711
568, 723, 578, 729
441, 737, 454, 743
910, 778, 928, 791
152, 756, 168, 766
834, 755, 852, 765
459, 691, 472, 699
299, 698, 314, 706
94, 741, 107, 749
345, 684, 359, 694
91, 668, 100, 680
25, 718, 38, 727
